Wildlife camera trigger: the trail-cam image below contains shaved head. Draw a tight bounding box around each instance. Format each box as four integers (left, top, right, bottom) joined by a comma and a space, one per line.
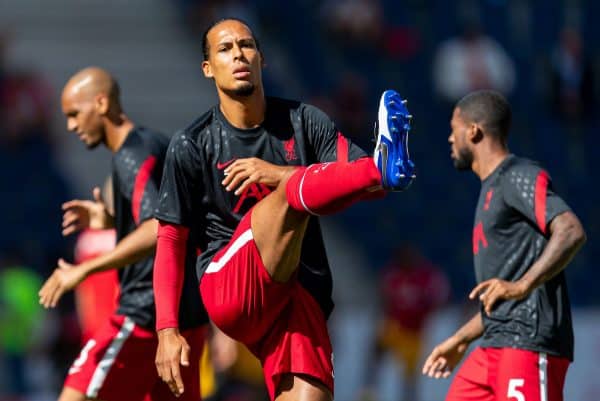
61, 67, 122, 149
62, 66, 120, 105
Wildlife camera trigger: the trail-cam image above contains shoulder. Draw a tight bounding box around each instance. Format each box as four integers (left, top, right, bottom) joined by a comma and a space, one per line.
499, 156, 550, 199
132, 127, 170, 152
180, 108, 216, 140
501, 156, 547, 181
267, 96, 331, 121
168, 109, 215, 148
300, 102, 334, 124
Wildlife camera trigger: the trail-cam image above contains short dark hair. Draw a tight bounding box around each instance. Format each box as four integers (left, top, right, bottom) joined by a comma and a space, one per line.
456, 90, 512, 143
202, 18, 261, 61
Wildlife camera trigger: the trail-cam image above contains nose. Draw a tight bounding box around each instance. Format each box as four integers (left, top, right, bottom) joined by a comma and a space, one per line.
233, 43, 249, 62
448, 133, 453, 143
67, 118, 77, 132
232, 43, 243, 59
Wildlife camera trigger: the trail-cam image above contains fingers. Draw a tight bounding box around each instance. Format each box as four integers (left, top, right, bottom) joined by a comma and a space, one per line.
471, 279, 506, 315
169, 355, 185, 396
157, 354, 181, 396
234, 176, 258, 196
62, 199, 86, 211
223, 162, 259, 193
49, 284, 65, 308
157, 360, 179, 396
39, 273, 61, 308
62, 208, 85, 236
224, 170, 250, 192
480, 285, 500, 316
422, 351, 438, 375
469, 280, 491, 300
422, 352, 449, 379
156, 335, 188, 397
38, 276, 55, 308
180, 338, 191, 367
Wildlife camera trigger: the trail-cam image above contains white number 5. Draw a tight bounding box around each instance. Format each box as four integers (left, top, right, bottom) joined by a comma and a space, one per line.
507, 378, 526, 401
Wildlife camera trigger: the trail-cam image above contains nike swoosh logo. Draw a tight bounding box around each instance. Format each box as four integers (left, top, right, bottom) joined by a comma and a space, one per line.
216, 159, 236, 170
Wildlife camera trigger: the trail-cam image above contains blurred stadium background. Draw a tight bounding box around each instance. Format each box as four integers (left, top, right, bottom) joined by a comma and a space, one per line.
0, 0, 598, 400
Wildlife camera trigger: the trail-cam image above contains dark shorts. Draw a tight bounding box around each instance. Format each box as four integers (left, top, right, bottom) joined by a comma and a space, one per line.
65, 314, 206, 401
200, 211, 334, 400
447, 347, 569, 401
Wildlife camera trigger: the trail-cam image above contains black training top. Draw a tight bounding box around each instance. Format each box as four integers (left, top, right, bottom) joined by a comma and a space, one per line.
155, 97, 367, 318
112, 127, 207, 330
473, 154, 573, 360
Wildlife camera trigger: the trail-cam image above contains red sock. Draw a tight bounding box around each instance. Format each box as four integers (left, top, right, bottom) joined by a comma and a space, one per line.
286, 157, 385, 215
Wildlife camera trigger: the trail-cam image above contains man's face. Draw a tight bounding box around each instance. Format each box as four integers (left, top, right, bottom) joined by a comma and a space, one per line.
61, 87, 105, 149
449, 107, 474, 171
202, 20, 263, 97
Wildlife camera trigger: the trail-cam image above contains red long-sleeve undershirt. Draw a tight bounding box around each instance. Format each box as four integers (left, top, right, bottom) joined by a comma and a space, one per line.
153, 221, 189, 331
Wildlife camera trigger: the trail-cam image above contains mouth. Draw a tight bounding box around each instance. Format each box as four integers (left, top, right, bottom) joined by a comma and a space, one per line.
233, 66, 251, 79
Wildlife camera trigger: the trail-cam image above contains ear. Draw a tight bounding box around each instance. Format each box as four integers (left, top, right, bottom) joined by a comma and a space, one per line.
260, 51, 267, 68
469, 123, 484, 143
95, 94, 109, 115
202, 60, 213, 78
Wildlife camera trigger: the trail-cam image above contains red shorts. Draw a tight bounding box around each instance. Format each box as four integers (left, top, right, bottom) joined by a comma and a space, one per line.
64, 314, 206, 401
447, 347, 570, 401
200, 211, 334, 400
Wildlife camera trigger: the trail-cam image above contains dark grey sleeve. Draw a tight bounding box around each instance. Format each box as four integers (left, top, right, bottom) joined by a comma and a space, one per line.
302, 104, 367, 162
502, 164, 571, 235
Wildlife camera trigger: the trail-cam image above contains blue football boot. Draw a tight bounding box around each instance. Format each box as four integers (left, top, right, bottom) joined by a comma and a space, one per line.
373, 89, 416, 191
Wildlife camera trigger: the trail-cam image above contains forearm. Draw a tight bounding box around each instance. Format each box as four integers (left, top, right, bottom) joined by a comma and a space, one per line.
518, 211, 586, 292
79, 219, 158, 276
452, 312, 484, 344
154, 222, 190, 331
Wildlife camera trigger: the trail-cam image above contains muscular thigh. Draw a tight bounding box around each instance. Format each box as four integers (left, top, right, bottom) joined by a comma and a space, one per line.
250, 183, 309, 282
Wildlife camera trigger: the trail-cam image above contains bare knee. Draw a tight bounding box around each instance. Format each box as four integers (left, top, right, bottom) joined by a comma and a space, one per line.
275, 374, 333, 401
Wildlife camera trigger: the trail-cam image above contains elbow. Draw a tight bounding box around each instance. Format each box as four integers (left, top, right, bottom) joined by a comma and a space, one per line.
563, 213, 586, 250
572, 223, 587, 249
552, 211, 586, 251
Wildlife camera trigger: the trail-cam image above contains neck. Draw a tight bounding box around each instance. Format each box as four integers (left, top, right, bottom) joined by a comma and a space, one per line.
105, 113, 135, 152
472, 142, 509, 181
218, 87, 266, 129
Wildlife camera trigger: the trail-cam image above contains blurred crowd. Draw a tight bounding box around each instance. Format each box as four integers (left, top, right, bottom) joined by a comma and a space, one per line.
1, 0, 599, 400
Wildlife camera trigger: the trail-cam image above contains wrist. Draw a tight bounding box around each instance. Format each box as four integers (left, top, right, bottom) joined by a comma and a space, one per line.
77, 262, 95, 279
516, 276, 535, 297
452, 333, 471, 346
158, 327, 180, 337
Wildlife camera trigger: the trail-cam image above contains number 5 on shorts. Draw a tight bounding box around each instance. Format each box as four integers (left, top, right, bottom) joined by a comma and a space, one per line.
507, 378, 525, 401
